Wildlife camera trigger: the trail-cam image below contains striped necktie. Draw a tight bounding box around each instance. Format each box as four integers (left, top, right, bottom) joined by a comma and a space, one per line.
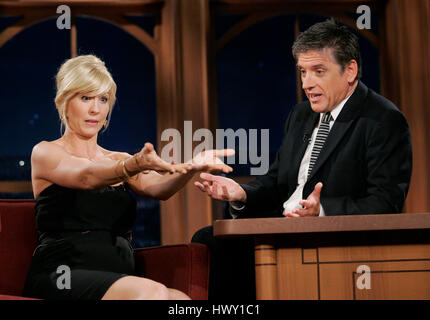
307, 112, 333, 179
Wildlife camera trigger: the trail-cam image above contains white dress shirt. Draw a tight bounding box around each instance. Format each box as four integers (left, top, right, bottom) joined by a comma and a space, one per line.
230, 92, 354, 217
283, 93, 352, 216
230, 92, 354, 218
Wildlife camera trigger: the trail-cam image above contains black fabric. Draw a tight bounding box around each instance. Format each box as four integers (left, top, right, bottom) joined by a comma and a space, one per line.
23, 184, 137, 300
234, 81, 413, 218
191, 226, 255, 300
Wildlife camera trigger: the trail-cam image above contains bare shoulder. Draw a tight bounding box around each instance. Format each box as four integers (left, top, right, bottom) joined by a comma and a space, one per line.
31, 140, 66, 163
32, 140, 63, 151
31, 140, 68, 176
31, 141, 68, 198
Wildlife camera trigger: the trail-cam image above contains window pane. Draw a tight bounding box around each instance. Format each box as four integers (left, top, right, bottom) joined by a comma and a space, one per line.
216, 14, 297, 176
0, 17, 70, 185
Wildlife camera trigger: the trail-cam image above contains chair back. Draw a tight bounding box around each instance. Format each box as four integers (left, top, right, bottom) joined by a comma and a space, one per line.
0, 199, 210, 300
0, 200, 37, 296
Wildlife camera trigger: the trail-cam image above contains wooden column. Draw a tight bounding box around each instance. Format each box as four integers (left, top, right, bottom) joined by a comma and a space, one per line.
179, 0, 214, 241
254, 240, 278, 300
71, 16, 77, 57
380, 0, 430, 213
156, 0, 215, 244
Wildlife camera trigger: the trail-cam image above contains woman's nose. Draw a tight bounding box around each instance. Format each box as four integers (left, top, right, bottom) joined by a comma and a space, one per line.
89, 99, 100, 114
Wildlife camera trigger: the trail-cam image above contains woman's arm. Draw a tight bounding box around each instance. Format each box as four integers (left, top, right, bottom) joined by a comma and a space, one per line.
31, 141, 187, 192
32, 141, 127, 190
125, 149, 235, 200
126, 170, 197, 200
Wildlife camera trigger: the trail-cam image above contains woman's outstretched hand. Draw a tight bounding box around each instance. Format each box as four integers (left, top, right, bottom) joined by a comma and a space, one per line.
134, 143, 191, 174
132, 145, 234, 176
124, 146, 235, 200
188, 149, 235, 174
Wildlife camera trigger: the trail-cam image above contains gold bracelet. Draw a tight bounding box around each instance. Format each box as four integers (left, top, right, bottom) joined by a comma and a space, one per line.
133, 154, 144, 171
114, 159, 123, 179
121, 159, 132, 181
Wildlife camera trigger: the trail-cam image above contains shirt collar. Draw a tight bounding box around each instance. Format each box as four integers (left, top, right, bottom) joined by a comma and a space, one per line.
320, 88, 355, 123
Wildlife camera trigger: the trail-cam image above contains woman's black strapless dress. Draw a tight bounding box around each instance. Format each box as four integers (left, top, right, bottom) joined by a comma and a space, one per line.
22, 183, 137, 300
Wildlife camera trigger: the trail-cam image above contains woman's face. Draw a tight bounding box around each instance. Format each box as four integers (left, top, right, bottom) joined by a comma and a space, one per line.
65, 92, 110, 138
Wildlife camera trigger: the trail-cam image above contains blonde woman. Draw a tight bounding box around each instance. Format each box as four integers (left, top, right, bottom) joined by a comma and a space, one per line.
23, 55, 233, 300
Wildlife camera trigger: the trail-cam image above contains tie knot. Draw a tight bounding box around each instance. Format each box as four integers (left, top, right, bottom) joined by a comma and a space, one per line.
322, 112, 332, 124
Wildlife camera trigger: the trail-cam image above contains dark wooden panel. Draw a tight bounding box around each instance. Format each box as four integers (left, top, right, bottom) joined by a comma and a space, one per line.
0, 1, 164, 16
0, 181, 32, 193
214, 213, 430, 237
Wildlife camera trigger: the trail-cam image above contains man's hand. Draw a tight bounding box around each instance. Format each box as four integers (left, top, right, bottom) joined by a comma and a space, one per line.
283, 182, 323, 217
194, 172, 246, 203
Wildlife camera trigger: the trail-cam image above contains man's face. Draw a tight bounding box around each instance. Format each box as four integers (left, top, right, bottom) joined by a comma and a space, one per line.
297, 48, 356, 113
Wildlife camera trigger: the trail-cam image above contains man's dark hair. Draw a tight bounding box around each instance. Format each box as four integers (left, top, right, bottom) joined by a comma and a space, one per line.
292, 18, 362, 80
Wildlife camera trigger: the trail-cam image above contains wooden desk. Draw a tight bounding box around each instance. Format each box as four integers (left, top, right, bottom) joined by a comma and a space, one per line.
213, 213, 430, 300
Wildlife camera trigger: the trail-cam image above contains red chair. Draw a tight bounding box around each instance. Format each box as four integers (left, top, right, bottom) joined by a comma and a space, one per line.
0, 199, 209, 300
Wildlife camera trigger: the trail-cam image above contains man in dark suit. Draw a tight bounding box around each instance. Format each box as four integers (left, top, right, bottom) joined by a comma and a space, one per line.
192, 19, 412, 298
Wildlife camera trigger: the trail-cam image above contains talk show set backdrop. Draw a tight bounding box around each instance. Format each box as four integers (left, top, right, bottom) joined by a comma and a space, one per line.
0, 0, 429, 248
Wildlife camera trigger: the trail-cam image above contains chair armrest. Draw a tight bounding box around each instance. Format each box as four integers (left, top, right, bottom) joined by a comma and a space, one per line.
133, 243, 209, 300
0, 294, 39, 300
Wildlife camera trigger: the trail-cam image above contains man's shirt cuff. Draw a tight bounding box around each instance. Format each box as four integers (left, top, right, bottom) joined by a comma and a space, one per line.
319, 205, 326, 216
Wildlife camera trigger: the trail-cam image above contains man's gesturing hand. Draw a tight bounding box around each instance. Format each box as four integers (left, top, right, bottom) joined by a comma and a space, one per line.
194, 172, 247, 203
283, 182, 323, 217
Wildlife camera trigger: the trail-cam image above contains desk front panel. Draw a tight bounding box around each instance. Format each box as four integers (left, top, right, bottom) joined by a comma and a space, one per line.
270, 243, 430, 300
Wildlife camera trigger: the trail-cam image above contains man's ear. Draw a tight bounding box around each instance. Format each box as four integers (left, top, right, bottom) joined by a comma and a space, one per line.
345, 59, 358, 83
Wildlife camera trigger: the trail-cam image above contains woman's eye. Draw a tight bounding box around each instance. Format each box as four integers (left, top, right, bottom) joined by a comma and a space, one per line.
100, 97, 108, 103
81, 96, 89, 101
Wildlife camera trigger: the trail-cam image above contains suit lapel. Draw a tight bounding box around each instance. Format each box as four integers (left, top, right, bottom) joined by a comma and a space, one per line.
307, 81, 368, 181
290, 111, 319, 181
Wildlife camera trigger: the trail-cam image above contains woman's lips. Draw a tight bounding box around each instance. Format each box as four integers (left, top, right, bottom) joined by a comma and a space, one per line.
85, 120, 99, 127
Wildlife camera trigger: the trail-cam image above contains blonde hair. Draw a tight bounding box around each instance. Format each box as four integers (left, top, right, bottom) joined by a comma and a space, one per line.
54, 55, 117, 132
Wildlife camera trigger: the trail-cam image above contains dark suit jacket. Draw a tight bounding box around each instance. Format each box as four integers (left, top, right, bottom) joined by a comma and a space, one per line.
236, 81, 412, 218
